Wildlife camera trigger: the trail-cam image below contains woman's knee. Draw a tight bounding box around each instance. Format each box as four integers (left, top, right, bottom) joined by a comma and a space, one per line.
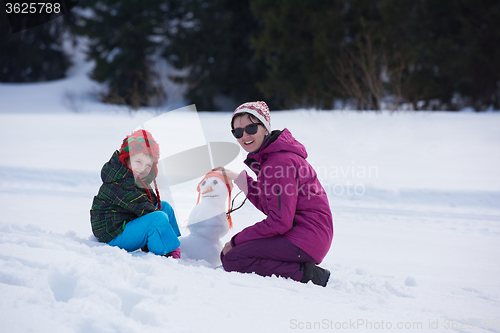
221, 248, 253, 272
221, 253, 237, 272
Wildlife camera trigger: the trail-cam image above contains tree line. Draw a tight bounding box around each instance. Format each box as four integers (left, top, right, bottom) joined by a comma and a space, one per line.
1, 0, 499, 111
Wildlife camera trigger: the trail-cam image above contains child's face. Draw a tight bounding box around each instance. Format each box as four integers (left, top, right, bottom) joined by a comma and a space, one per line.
126, 153, 154, 180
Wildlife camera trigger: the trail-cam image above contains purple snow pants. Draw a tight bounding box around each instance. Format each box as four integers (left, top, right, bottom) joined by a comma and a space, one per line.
220, 236, 315, 281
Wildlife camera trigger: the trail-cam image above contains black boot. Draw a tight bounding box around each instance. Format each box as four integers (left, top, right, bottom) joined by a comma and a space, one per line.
141, 244, 149, 253
300, 263, 330, 287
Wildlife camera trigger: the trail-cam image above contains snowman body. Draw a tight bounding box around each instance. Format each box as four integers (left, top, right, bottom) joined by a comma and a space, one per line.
180, 176, 230, 266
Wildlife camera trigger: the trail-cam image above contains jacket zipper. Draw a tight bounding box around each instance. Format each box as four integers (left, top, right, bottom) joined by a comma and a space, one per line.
277, 188, 281, 210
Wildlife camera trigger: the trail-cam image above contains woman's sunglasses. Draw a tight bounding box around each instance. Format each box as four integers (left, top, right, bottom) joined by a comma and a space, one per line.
231, 123, 262, 139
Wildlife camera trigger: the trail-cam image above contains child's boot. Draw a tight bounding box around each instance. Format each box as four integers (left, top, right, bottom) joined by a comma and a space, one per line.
164, 247, 181, 259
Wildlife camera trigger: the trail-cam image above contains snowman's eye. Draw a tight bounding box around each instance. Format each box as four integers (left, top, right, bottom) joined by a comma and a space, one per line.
213, 180, 218, 185
202, 181, 206, 186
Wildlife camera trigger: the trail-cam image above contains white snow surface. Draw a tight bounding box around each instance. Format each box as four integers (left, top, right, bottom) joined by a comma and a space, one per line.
1, 62, 500, 333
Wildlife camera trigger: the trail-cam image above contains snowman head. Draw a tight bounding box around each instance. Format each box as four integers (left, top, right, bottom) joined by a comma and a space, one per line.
196, 172, 233, 198
196, 171, 234, 228
199, 177, 229, 200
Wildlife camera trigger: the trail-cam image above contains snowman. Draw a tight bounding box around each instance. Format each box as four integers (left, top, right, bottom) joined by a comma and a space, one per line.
180, 171, 233, 266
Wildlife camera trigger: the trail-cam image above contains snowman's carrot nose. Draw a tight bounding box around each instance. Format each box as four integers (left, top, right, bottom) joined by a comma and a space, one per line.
202, 187, 213, 195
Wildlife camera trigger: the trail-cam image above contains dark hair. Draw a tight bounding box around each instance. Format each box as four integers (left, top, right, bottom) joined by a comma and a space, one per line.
231, 112, 261, 130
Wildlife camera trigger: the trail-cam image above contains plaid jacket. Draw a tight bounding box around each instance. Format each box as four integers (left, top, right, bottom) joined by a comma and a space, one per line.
91, 151, 158, 243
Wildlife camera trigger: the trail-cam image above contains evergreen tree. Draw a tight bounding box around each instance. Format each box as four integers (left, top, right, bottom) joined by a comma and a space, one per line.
164, 0, 266, 111
0, 16, 71, 82
250, 0, 500, 110
74, 0, 170, 108
410, 0, 500, 110
379, 0, 500, 110
250, 0, 346, 109
250, 0, 390, 109
324, 0, 389, 110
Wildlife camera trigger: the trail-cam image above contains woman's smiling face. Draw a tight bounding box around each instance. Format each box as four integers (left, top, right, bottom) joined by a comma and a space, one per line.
233, 114, 269, 153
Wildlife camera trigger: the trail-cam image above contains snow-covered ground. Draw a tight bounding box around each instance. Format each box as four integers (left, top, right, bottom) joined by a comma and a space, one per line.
1, 61, 500, 332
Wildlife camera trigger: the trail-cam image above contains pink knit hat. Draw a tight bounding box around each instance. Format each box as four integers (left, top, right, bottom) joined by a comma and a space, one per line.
232, 101, 271, 133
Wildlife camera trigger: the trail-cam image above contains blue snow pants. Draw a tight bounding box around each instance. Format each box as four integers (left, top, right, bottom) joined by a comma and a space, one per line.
108, 201, 181, 255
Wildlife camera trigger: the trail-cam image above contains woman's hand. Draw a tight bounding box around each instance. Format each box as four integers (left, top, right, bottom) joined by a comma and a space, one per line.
222, 241, 233, 255
212, 166, 240, 181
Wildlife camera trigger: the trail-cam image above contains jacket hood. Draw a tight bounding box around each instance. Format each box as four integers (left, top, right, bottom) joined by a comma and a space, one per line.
245, 128, 307, 167
101, 151, 156, 185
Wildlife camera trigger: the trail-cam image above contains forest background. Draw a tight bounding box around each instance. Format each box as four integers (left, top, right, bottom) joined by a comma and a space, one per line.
1, 0, 499, 112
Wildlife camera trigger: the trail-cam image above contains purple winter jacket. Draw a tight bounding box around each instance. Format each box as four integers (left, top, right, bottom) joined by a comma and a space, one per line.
233, 128, 334, 263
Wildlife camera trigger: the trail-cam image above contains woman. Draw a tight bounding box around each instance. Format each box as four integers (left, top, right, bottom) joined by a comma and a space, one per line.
214, 101, 333, 286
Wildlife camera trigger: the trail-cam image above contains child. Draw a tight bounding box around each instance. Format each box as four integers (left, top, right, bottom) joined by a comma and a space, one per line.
91, 129, 181, 257
215, 101, 333, 287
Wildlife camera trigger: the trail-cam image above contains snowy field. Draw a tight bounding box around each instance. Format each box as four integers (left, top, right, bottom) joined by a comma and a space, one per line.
1, 67, 500, 332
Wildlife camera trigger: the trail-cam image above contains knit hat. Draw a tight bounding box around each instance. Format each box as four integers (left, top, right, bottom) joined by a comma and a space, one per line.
195, 171, 234, 229
118, 129, 160, 176
232, 101, 271, 133
118, 129, 161, 210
